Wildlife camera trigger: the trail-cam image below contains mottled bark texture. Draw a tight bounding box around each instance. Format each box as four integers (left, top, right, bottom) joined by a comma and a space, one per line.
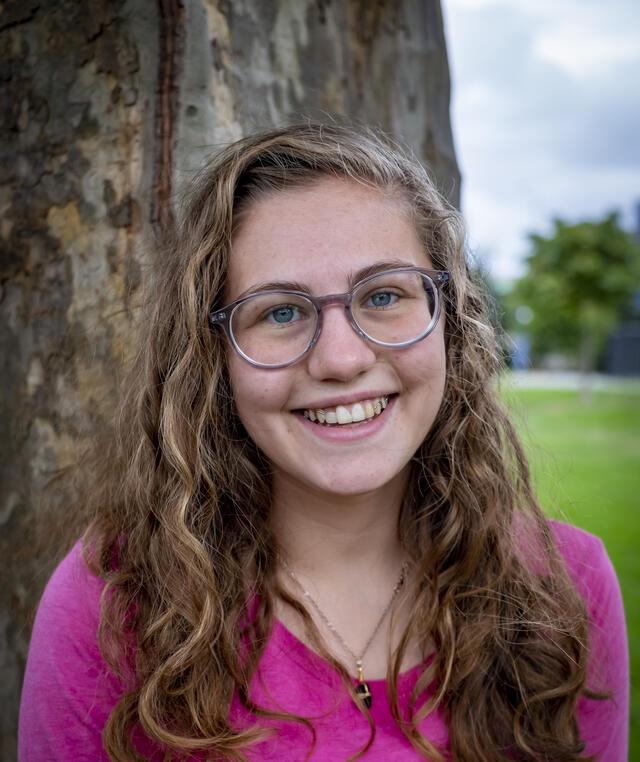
0, 0, 458, 756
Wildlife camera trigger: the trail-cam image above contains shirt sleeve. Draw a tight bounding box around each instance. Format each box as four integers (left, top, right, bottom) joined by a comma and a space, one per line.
552, 522, 630, 761
18, 541, 122, 761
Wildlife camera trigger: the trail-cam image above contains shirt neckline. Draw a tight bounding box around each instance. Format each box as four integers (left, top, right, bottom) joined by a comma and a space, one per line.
271, 616, 431, 696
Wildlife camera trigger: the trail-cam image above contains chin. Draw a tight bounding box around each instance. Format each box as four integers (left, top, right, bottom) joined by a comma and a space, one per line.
320, 480, 383, 497
301, 465, 407, 499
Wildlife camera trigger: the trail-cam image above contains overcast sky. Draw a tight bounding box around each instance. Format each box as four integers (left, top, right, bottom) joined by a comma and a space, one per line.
442, 0, 640, 282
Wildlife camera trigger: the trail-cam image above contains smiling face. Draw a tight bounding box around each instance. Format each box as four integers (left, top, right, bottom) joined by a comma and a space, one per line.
225, 176, 447, 499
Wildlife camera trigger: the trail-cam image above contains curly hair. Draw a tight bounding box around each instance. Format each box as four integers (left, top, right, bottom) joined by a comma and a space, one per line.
81, 121, 599, 761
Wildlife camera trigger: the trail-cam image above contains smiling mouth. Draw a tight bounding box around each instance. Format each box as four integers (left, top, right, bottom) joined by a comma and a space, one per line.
300, 395, 393, 426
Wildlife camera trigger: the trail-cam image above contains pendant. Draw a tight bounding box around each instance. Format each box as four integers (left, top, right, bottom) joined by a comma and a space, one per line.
356, 662, 372, 709
356, 680, 372, 709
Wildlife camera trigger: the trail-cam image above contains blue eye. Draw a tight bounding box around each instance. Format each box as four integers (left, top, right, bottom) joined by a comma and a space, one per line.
267, 305, 300, 324
367, 291, 399, 308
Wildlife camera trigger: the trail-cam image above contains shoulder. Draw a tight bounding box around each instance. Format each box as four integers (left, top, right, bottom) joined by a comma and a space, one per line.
33, 539, 105, 634
546, 520, 619, 623
19, 540, 120, 761
547, 518, 605, 567
547, 519, 609, 579
547, 521, 629, 759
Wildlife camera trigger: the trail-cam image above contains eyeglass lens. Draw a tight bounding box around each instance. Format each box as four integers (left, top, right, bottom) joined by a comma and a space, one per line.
229, 270, 438, 367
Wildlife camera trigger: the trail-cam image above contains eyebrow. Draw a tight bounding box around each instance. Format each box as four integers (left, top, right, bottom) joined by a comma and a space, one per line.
234, 259, 419, 300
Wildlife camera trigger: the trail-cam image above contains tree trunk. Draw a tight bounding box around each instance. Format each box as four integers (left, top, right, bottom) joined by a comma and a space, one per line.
0, 1, 459, 755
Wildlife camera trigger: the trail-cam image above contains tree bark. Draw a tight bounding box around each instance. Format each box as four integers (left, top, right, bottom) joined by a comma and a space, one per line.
0, 1, 459, 756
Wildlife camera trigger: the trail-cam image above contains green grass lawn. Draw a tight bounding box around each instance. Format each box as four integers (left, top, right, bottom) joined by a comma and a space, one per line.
502, 381, 640, 758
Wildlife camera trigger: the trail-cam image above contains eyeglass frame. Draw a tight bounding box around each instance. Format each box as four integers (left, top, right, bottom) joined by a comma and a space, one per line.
209, 266, 450, 369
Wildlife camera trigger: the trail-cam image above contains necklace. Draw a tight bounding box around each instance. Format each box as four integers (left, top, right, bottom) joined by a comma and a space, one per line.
279, 556, 407, 709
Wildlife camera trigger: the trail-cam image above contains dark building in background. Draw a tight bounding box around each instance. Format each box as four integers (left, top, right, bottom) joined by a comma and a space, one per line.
605, 199, 640, 376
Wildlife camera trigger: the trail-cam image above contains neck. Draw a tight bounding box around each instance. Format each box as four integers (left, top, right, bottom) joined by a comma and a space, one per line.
269, 468, 426, 682
270, 469, 408, 579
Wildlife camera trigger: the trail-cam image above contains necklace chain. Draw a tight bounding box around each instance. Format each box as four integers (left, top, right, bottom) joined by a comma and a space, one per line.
278, 555, 407, 690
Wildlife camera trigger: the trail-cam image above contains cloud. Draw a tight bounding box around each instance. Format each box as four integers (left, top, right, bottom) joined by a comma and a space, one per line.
442, 0, 640, 279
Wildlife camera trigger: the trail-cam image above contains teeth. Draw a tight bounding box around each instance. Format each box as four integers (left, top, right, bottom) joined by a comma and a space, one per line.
351, 403, 366, 422
336, 406, 352, 424
302, 396, 390, 426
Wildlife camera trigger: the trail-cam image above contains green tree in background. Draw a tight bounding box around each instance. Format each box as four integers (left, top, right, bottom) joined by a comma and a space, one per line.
506, 213, 640, 372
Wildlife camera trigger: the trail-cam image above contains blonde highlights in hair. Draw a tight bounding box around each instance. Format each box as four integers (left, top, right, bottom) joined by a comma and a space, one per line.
82, 122, 597, 761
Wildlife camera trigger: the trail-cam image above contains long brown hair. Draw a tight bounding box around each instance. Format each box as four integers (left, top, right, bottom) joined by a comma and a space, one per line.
82, 121, 597, 761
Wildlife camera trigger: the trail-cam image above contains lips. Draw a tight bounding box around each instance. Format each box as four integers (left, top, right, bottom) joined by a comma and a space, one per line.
302, 395, 391, 425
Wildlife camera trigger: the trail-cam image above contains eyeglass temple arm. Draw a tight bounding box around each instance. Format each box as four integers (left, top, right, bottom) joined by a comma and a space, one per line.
209, 310, 228, 326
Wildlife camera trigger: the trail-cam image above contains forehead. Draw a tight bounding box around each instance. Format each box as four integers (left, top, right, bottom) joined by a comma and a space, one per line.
227, 177, 430, 298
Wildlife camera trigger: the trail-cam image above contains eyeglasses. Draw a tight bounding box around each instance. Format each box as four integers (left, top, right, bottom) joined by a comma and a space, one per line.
210, 267, 450, 369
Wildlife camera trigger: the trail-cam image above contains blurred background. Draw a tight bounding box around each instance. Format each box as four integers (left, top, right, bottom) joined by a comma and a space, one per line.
444, 2, 640, 755
0, 0, 637, 758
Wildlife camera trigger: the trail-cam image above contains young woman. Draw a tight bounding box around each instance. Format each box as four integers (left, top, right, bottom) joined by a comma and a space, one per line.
19, 123, 628, 761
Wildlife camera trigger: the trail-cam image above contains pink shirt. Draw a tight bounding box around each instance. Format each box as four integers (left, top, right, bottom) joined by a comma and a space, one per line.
19, 522, 629, 760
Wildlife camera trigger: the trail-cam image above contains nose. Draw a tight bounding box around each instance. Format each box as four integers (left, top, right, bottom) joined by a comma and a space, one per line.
306, 304, 377, 381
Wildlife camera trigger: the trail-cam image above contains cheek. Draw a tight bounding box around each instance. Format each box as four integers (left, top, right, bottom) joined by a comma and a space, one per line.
227, 355, 291, 428
394, 331, 447, 388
